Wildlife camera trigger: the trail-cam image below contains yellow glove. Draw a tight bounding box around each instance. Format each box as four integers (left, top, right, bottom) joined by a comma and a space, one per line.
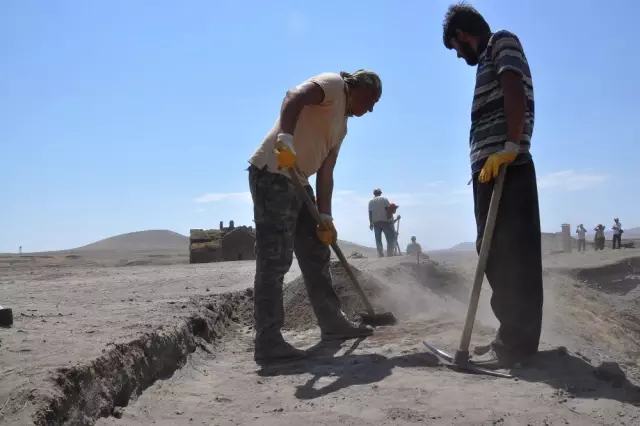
478, 142, 519, 183
274, 133, 296, 170
316, 214, 337, 245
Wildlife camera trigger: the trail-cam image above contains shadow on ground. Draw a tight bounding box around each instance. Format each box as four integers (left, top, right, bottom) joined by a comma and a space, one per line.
257, 341, 640, 405
515, 348, 640, 405
256, 337, 439, 399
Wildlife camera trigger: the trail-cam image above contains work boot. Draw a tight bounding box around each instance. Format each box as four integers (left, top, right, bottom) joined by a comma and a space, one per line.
320, 311, 374, 341
470, 348, 533, 370
473, 343, 492, 356
254, 337, 307, 366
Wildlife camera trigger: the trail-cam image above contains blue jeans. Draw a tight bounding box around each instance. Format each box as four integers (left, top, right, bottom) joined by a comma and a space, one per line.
373, 221, 395, 257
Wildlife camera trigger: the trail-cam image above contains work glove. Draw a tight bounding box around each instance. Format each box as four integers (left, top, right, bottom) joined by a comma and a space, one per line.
316, 213, 337, 245
478, 142, 519, 183
369, 222, 374, 231
274, 133, 296, 170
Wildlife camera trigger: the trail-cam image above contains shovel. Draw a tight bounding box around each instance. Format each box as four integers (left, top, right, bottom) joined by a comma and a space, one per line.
423, 166, 513, 379
286, 165, 397, 327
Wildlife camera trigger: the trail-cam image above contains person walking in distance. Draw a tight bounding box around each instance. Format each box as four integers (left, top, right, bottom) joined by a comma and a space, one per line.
442, 2, 542, 368
368, 189, 396, 257
612, 218, 623, 249
247, 69, 382, 365
576, 224, 587, 252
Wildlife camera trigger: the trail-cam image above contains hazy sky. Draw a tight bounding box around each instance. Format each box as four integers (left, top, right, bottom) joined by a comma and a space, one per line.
2, 0, 638, 253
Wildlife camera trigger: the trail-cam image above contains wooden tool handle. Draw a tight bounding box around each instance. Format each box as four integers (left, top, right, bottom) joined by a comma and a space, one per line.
457, 166, 507, 353
288, 168, 376, 315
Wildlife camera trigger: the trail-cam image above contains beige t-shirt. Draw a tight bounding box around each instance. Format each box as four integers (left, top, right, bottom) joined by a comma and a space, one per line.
368, 196, 390, 223
248, 72, 348, 184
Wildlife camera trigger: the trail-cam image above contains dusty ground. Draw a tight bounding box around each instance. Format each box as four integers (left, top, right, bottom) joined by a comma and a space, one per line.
1, 245, 640, 425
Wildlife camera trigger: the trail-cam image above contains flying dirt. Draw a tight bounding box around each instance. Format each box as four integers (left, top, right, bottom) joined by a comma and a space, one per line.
1, 231, 639, 425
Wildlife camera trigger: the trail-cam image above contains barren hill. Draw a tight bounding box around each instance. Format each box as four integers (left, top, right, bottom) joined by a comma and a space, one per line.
73, 230, 189, 252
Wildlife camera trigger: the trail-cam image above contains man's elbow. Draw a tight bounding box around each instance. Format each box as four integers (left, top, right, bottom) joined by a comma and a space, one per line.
282, 88, 303, 111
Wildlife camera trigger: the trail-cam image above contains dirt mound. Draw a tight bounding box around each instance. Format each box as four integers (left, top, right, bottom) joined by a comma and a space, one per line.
283, 261, 388, 330
73, 230, 188, 252
575, 257, 640, 296
283, 258, 470, 331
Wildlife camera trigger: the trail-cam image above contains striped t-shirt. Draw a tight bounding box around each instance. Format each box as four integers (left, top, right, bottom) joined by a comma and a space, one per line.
469, 30, 535, 174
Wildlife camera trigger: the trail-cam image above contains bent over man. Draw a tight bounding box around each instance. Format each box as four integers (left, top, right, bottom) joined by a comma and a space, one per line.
442, 3, 542, 368
248, 69, 382, 365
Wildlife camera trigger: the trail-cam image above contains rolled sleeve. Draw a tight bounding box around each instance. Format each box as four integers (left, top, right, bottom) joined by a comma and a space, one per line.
490, 31, 526, 77
308, 72, 347, 106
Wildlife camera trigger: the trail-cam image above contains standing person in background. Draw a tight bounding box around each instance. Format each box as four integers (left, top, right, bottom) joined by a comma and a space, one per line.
406, 236, 422, 257
442, 2, 542, 369
368, 189, 396, 257
612, 218, 622, 249
575, 224, 587, 252
594, 224, 606, 250
388, 203, 401, 255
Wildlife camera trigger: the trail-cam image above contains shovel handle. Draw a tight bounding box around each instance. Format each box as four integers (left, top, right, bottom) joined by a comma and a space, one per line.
457, 165, 507, 353
287, 167, 376, 316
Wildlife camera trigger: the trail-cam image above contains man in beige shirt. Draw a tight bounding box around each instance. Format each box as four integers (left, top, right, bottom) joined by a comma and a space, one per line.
247, 69, 382, 365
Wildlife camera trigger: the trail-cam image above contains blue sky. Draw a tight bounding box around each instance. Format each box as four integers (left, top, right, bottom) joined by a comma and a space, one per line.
2, 0, 638, 253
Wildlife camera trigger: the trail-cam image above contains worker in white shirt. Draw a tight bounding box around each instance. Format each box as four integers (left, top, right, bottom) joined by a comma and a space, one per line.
575, 224, 587, 252
368, 188, 395, 257
612, 218, 623, 249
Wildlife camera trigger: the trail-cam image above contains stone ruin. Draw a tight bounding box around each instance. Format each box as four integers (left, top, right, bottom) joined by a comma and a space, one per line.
189, 220, 255, 264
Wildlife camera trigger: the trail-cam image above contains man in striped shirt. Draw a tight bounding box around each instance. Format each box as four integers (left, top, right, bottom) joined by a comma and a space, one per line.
442, 2, 543, 369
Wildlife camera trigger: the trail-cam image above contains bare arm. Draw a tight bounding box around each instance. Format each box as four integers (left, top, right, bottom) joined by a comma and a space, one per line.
499, 71, 526, 143
315, 147, 339, 216
279, 82, 325, 135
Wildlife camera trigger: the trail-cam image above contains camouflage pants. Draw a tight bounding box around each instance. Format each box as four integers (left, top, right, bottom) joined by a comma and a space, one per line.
248, 165, 342, 344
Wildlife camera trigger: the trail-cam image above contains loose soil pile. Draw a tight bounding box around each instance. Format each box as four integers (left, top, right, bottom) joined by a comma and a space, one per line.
282, 258, 470, 331
283, 260, 388, 330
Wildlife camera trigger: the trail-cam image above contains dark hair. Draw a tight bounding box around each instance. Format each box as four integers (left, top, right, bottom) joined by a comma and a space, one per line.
442, 2, 491, 49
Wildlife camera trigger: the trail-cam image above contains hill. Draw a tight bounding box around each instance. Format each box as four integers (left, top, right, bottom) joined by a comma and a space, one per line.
448, 241, 476, 251
604, 226, 640, 239
73, 230, 189, 252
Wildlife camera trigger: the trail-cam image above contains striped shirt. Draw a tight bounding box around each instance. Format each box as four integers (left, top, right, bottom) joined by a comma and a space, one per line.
470, 30, 535, 174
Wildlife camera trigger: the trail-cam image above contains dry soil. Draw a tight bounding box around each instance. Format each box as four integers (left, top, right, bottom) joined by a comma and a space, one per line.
1, 243, 640, 425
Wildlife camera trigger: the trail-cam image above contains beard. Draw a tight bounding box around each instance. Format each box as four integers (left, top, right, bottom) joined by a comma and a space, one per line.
459, 40, 480, 66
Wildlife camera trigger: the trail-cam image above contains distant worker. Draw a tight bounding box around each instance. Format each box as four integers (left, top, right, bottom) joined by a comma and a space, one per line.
18, 246, 22, 255
575, 224, 586, 252
594, 224, 606, 250
388, 203, 401, 255
612, 218, 623, 249
406, 236, 422, 257
248, 69, 382, 365
368, 189, 396, 257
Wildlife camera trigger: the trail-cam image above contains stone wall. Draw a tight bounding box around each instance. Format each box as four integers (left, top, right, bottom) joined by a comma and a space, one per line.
222, 228, 256, 261
189, 221, 254, 264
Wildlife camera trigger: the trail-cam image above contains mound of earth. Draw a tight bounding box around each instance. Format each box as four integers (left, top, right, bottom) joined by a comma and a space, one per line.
283, 261, 388, 330
282, 257, 470, 331
73, 230, 188, 252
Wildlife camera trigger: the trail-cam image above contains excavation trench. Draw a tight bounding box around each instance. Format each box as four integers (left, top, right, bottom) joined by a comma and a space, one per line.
574, 257, 640, 296
31, 290, 254, 426
31, 259, 464, 425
